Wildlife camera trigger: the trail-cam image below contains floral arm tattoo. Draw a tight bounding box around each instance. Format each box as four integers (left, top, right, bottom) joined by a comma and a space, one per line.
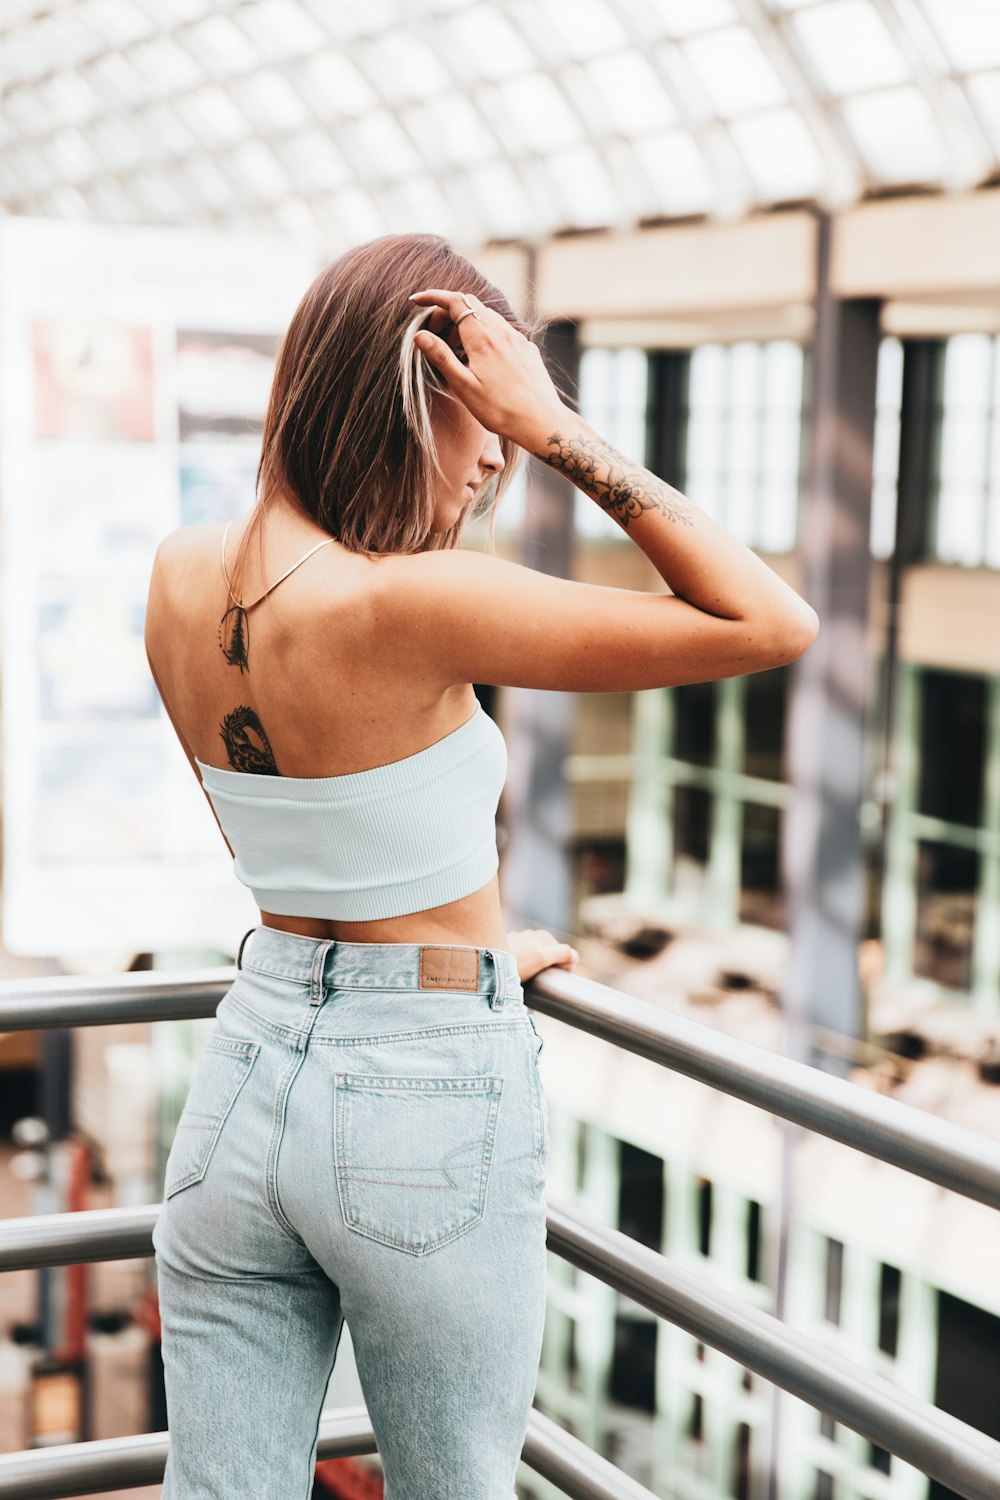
539, 430, 695, 530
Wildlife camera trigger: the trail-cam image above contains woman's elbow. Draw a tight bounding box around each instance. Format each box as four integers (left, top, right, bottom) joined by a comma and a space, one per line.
762, 607, 820, 667
773, 606, 815, 666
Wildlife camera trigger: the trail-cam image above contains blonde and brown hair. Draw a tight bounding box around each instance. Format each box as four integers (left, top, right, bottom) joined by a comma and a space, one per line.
228, 232, 551, 595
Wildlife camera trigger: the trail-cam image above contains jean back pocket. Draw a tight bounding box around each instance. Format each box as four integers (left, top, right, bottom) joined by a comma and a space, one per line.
333, 1071, 504, 1256
164, 1035, 260, 1199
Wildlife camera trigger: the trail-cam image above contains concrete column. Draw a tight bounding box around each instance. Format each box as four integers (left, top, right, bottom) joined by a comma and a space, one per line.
779, 212, 882, 1074
500, 318, 580, 937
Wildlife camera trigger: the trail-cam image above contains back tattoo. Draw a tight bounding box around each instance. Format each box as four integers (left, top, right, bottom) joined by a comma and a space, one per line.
218, 598, 280, 774
216, 518, 336, 774
218, 704, 280, 775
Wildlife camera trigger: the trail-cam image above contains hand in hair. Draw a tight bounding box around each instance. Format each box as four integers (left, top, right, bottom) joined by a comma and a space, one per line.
408, 288, 565, 447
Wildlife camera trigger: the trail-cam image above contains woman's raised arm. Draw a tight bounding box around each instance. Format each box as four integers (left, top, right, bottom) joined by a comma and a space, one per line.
391, 287, 818, 694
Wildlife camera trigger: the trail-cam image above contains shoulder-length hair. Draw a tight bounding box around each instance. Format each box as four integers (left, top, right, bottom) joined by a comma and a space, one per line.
229, 232, 553, 595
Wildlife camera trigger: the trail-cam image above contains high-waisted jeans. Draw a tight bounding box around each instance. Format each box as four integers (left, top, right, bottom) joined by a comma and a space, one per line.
152, 925, 550, 1499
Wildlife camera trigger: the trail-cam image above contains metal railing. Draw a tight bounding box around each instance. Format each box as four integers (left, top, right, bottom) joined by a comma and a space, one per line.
0, 965, 998, 1500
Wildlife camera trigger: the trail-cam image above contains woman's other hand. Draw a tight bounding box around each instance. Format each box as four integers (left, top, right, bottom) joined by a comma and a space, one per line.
506, 927, 580, 984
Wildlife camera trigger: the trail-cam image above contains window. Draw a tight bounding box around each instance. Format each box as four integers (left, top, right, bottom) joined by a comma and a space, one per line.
929, 333, 1000, 568
575, 345, 651, 541
683, 340, 805, 554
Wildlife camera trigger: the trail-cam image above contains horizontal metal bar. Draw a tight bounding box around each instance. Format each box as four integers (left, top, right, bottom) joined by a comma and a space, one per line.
521, 1407, 656, 1499
0, 1205, 159, 1271
1, 963, 998, 1212
0, 967, 231, 1032
547, 1199, 1000, 1500
3, 1201, 998, 1500
525, 966, 1000, 1211
0, 1408, 373, 1500
0, 1402, 655, 1500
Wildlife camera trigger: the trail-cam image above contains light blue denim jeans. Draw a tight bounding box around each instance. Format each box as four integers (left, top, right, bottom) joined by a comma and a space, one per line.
152, 925, 549, 1498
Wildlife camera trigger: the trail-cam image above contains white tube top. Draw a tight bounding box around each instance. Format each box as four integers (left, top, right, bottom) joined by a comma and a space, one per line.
194, 702, 508, 920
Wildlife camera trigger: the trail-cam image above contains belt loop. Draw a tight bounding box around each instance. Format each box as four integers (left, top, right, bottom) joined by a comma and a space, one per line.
309, 938, 336, 1007
486, 948, 507, 1010
236, 927, 255, 971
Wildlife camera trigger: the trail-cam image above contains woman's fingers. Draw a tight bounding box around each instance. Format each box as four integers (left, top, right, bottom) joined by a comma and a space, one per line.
413, 325, 477, 387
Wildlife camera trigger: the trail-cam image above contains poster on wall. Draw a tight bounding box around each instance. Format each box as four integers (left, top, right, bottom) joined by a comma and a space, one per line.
0, 217, 321, 957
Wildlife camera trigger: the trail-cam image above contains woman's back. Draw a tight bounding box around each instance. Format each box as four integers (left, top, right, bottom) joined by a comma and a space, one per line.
145, 510, 513, 947
146, 513, 481, 779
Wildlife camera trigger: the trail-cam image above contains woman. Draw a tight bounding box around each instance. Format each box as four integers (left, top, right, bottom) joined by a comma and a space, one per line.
144, 232, 818, 1498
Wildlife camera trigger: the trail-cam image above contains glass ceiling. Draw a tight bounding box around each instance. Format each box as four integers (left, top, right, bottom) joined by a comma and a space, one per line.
1, 0, 999, 248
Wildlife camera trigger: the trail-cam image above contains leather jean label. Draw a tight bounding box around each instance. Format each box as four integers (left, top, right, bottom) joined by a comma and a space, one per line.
418, 946, 480, 992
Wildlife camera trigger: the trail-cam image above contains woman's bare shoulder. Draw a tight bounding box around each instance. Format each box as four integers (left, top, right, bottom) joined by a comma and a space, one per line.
153, 522, 218, 562
148, 524, 220, 598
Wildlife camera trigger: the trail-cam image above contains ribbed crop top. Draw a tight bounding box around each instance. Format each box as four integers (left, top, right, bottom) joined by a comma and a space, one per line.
194, 701, 508, 920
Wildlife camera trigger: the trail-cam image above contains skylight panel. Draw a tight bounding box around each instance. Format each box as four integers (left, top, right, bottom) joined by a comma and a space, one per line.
682, 25, 787, 118
238, 0, 328, 57
39, 71, 102, 129
89, 177, 139, 221
0, 31, 47, 89
5, 144, 56, 194
392, 172, 459, 236
841, 85, 948, 182
282, 130, 352, 192
449, 5, 534, 79
527, 0, 631, 62
643, 0, 739, 37
49, 126, 100, 183
547, 142, 624, 228
273, 198, 321, 237
33, 10, 102, 74
967, 71, 1000, 153
632, 128, 714, 215
464, 158, 537, 238
495, 72, 585, 152
231, 69, 310, 132
601, 136, 668, 218
186, 14, 260, 74
81, 50, 148, 108
182, 85, 252, 146
185, 155, 239, 210
130, 166, 188, 219
729, 108, 824, 201
584, 52, 678, 135
3, 86, 53, 133
88, 115, 145, 170
352, 109, 424, 178
791, 1, 910, 96
127, 37, 204, 95
45, 184, 95, 217
74, 0, 151, 50
404, 93, 497, 167
362, 29, 451, 101
322, 185, 388, 242
298, 52, 378, 119
232, 140, 289, 199
140, 0, 207, 23
916, 0, 1000, 72
140, 102, 198, 157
